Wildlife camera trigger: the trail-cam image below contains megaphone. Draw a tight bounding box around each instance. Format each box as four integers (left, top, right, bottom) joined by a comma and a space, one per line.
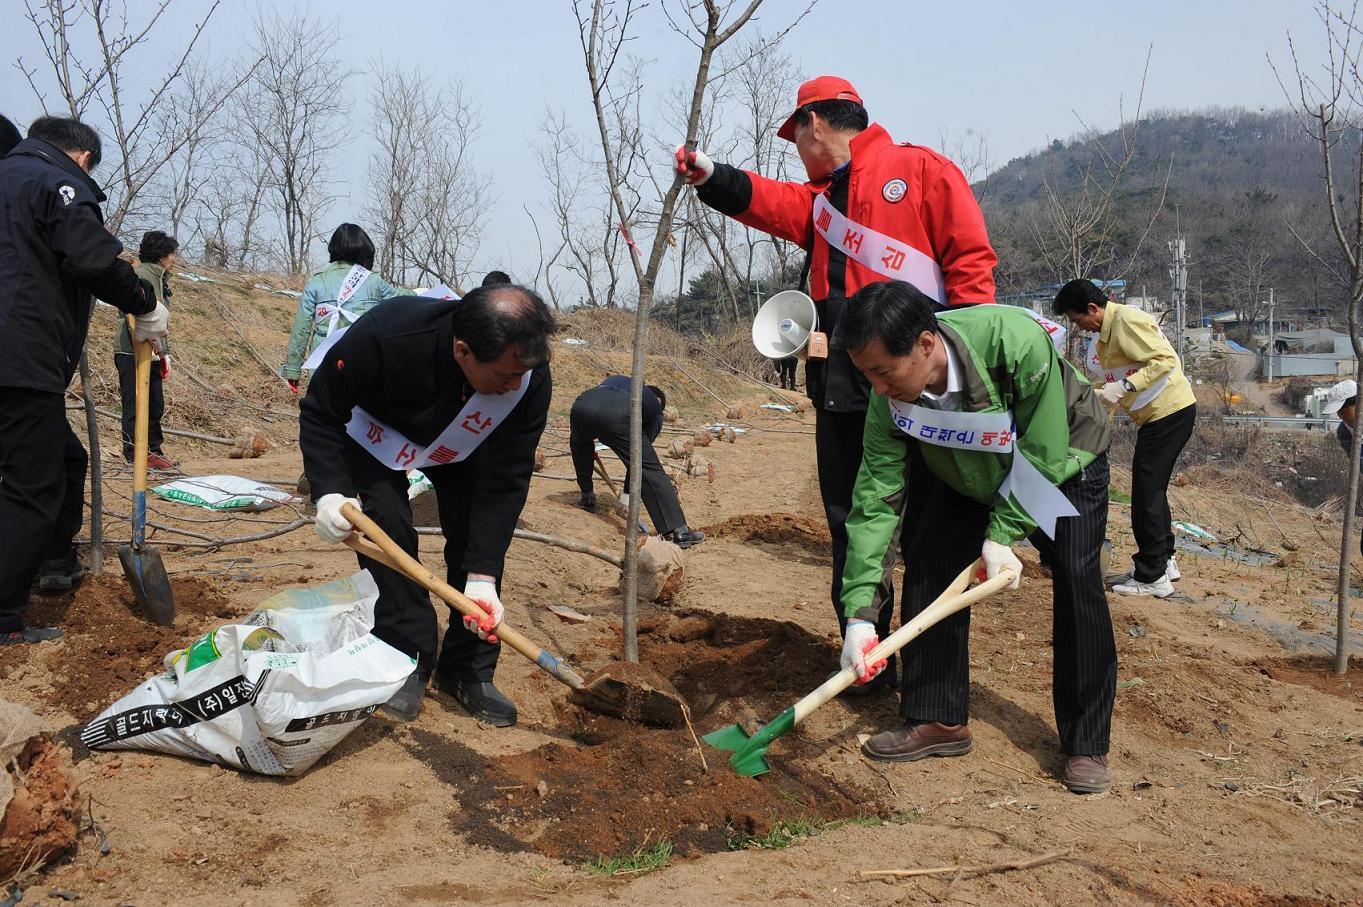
752, 290, 826, 360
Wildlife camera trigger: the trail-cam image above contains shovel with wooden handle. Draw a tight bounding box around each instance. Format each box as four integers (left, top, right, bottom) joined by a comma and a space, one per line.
338, 502, 689, 725
703, 560, 1016, 777
116, 318, 175, 626
339, 501, 586, 688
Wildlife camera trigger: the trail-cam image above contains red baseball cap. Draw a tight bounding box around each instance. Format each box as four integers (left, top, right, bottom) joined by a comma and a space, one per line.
777, 76, 864, 142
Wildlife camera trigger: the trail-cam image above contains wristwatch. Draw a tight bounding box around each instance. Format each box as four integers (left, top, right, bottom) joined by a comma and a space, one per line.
1119, 378, 1137, 394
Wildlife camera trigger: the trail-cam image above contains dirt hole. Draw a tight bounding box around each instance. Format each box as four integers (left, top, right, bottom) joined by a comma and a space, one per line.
405, 611, 884, 863
700, 512, 831, 565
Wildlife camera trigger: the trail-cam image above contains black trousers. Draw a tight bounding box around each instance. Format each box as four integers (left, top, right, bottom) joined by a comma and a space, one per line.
1131, 404, 1196, 582
115, 353, 165, 461
0, 388, 87, 632
569, 389, 686, 535
343, 439, 500, 681
816, 407, 894, 647
775, 357, 797, 390
898, 452, 1116, 757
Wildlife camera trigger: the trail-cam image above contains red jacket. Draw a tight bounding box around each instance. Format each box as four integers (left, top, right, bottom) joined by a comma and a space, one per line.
697, 123, 996, 411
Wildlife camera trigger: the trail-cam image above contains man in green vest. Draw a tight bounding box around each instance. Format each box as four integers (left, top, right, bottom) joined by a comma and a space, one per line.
833, 280, 1118, 794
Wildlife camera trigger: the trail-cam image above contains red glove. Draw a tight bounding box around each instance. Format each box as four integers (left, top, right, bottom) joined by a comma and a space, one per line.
673, 145, 714, 186
287, 379, 300, 394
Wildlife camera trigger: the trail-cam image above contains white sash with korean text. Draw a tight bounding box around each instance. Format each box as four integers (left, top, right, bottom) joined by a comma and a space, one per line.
1085, 335, 1169, 411
345, 375, 531, 471
812, 194, 946, 303
302, 264, 371, 369
810, 195, 1067, 351
887, 399, 1078, 539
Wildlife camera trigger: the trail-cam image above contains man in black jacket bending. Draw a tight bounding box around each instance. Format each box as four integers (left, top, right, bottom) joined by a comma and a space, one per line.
300, 284, 555, 725
569, 376, 704, 548
0, 117, 166, 646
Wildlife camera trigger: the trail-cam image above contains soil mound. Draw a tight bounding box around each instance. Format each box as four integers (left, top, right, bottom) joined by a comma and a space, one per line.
701, 513, 832, 556
0, 575, 233, 719
0, 731, 80, 879
405, 612, 876, 864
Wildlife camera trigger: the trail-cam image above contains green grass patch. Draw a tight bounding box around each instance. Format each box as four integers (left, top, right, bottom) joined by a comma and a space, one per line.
727, 814, 892, 851
1108, 487, 1132, 504
583, 839, 673, 877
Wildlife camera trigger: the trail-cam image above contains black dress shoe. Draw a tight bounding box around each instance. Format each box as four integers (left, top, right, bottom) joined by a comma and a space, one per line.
0, 626, 64, 646
437, 677, 518, 727
580, 491, 597, 511
665, 526, 705, 549
38, 549, 85, 594
379, 671, 429, 721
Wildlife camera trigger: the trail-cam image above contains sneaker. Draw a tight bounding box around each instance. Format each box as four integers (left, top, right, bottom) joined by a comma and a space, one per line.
436, 676, 517, 727
1061, 755, 1113, 794
1166, 557, 1181, 582
861, 721, 973, 763
665, 526, 705, 549
146, 452, 176, 471
378, 671, 429, 721
0, 627, 64, 645
37, 550, 85, 594
579, 492, 597, 512
1112, 573, 1175, 598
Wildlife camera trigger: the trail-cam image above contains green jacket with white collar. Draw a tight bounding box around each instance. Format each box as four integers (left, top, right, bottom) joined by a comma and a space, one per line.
841, 305, 1110, 621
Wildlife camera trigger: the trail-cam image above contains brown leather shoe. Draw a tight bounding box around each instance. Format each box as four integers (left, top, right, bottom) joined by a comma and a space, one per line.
1061, 755, 1113, 794
861, 722, 972, 763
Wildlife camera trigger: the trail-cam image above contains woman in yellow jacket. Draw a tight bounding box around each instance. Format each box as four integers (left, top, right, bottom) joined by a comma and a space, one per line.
1054, 279, 1197, 598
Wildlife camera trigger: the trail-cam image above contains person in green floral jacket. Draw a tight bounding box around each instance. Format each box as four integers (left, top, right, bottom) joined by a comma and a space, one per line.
282, 223, 401, 392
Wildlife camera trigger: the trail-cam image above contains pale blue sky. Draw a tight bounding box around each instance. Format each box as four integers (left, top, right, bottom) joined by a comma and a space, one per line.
1, 0, 1326, 283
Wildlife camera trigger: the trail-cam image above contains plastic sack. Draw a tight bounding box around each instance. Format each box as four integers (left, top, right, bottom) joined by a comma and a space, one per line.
152, 475, 295, 512
79, 571, 414, 776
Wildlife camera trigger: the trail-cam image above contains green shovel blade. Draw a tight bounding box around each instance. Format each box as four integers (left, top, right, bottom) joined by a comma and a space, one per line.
702, 706, 796, 777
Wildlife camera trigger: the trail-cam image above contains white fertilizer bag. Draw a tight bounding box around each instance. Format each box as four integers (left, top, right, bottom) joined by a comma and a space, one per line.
80, 571, 414, 776
152, 475, 295, 512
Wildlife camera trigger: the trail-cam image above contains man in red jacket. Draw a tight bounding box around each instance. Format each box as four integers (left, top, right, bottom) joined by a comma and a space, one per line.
678, 76, 997, 692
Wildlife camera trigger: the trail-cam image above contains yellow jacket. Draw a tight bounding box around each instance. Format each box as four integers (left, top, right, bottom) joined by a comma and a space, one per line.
1095, 302, 1196, 426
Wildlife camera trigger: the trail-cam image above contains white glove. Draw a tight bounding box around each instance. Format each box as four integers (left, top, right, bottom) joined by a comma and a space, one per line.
839, 618, 887, 684
314, 493, 360, 543
981, 539, 1022, 590
1096, 381, 1126, 407
674, 145, 714, 186
463, 579, 505, 642
133, 301, 170, 352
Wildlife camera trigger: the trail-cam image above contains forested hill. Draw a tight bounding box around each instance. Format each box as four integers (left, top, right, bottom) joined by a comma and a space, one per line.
976, 108, 1350, 321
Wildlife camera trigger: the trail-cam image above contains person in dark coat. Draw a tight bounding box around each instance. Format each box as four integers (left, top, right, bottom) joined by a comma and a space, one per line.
569, 377, 704, 548
0, 116, 166, 645
300, 284, 555, 725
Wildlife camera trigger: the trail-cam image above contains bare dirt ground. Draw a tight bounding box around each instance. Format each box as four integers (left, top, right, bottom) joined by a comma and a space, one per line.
3, 278, 1362, 905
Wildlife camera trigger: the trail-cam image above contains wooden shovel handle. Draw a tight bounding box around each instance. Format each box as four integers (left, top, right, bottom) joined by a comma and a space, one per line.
790, 560, 1014, 724
126, 316, 154, 497
339, 502, 585, 688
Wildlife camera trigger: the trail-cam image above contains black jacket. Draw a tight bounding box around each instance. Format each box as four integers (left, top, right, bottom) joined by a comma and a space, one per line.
593, 375, 664, 441
0, 138, 152, 392
299, 297, 551, 577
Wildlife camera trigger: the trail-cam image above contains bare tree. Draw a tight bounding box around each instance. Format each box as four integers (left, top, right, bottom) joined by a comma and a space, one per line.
15, 0, 249, 235
1274, 0, 1363, 674
365, 63, 490, 290
237, 11, 353, 274
572, 0, 812, 660
1026, 47, 1172, 284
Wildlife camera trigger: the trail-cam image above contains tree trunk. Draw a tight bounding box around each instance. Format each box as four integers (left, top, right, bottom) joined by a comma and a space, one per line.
1337, 295, 1362, 675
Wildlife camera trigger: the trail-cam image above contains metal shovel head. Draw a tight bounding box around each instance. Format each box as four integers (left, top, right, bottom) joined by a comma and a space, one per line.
703, 706, 797, 777
117, 543, 176, 626
702, 723, 754, 752
570, 663, 689, 728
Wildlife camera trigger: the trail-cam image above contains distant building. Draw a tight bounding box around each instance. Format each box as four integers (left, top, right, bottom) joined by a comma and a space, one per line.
1260, 328, 1356, 378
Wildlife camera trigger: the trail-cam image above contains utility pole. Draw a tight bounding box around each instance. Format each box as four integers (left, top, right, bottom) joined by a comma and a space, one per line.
1168, 237, 1189, 359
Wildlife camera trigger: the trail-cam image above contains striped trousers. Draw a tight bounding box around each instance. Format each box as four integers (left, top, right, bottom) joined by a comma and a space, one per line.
894, 451, 1116, 756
